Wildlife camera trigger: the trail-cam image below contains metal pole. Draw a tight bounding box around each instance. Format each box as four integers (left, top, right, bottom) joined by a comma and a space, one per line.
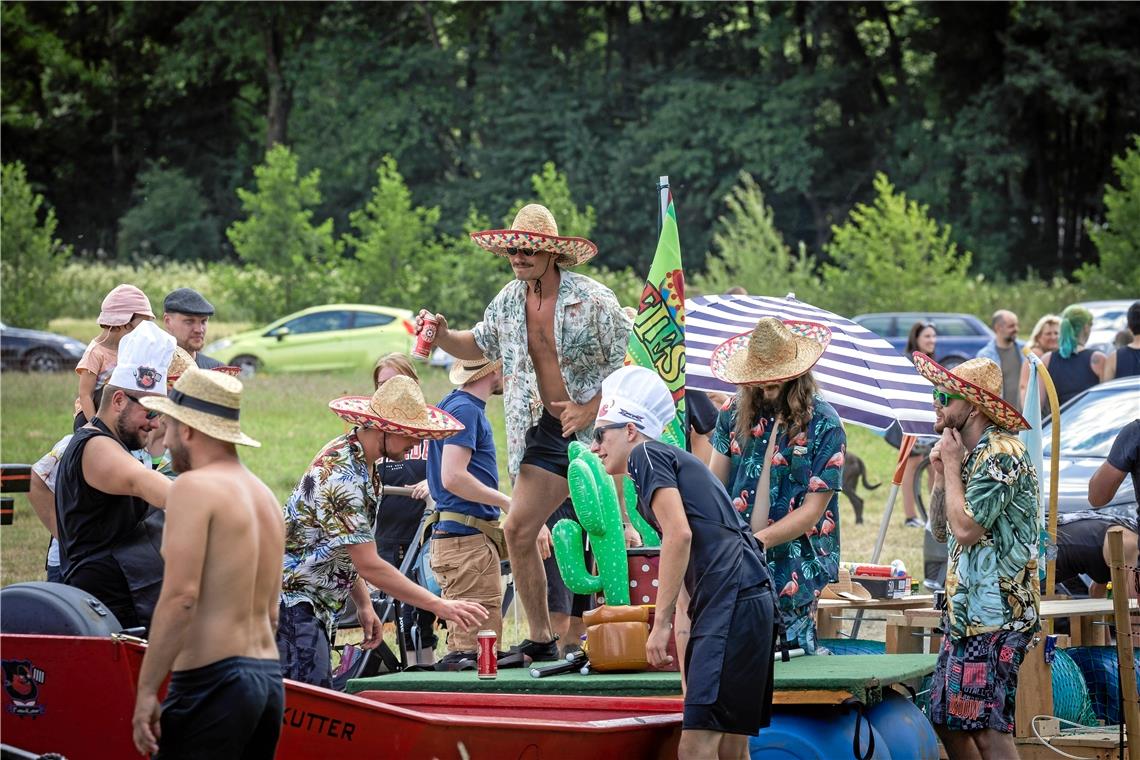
657, 176, 670, 234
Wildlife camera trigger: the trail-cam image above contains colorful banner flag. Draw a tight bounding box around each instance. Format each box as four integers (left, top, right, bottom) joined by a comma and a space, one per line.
625, 196, 687, 448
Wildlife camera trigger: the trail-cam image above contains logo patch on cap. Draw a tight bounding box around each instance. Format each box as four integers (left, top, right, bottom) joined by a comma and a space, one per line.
135, 366, 160, 390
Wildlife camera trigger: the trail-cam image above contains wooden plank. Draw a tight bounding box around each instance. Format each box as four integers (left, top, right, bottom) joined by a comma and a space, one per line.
904, 598, 1138, 628
885, 611, 925, 655
1014, 641, 1052, 739
772, 689, 854, 705
1106, 526, 1140, 760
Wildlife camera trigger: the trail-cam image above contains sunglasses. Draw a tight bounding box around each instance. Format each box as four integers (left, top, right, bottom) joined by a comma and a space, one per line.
506, 247, 539, 258
593, 422, 632, 445
931, 389, 967, 407
124, 393, 160, 420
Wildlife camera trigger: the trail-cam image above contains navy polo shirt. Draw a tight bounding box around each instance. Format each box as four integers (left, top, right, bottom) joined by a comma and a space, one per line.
426, 390, 500, 536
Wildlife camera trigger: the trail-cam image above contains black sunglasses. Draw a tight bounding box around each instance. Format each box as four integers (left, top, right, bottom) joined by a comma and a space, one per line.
593, 421, 638, 444
124, 393, 160, 420
506, 247, 539, 258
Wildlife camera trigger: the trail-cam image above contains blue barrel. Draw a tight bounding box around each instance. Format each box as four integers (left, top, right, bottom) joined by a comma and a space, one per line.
1065, 646, 1140, 725
820, 639, 886, 655
750, 705, 891, 760
866, 690, 940, 760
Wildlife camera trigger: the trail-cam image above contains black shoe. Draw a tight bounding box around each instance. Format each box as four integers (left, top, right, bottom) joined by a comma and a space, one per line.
434, 650, 477, 671
511, 636, 560, 661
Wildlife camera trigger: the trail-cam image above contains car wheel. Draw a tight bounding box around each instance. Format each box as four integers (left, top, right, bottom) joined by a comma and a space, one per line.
232, 355, 261, 378
941, 355, 968, 369
24, 348, 65, 372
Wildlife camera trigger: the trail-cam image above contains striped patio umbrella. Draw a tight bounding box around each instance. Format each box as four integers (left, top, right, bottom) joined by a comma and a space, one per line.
685, 294, 936, 436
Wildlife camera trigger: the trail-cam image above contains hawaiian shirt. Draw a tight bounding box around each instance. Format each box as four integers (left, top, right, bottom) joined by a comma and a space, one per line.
945, 425, 1041, 640
472, 269, 630, 477
712, 394, 846, 620
281, 428, 379, 640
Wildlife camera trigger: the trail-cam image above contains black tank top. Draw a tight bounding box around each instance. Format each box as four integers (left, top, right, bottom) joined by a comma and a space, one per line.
1115, 346, 1140, 379
1050, 350, 1099, 406
55, 418, 150, 574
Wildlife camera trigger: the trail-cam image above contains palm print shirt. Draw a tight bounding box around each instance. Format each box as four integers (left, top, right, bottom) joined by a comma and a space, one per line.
471, 269, 630, 477
712, 394, 846, 615
945, 426, 1041, 640
281, 429, 379, 640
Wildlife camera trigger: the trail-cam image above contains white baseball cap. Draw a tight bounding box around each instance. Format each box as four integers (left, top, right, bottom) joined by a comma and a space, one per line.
595, 365, 675, 440
108, 320, 177, 395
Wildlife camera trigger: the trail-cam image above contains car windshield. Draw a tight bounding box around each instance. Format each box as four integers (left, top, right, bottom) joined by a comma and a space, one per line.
1090, 308, 1124, 329
1044, 389, 1129, 458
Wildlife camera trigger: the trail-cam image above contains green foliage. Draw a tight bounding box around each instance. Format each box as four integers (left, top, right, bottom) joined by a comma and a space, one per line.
118, 163, 221, 262
1079, 136, 1140, 297
1, 161, 70, 328
226, 145, 341, 316
695, 173, 822, 300
505, 162, 597, 239
821, 173, 973, 316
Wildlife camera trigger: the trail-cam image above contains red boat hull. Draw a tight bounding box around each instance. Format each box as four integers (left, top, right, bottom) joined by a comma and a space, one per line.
1, 634, 682, 759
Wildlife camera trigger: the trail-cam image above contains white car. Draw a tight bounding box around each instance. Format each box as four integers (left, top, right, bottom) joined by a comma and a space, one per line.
1074, 299, 1135, 354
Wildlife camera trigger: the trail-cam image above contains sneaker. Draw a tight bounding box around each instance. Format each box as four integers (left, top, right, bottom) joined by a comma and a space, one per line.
905, 517, 924, 529
436, 650, 477, 668
510, 636, 560, 661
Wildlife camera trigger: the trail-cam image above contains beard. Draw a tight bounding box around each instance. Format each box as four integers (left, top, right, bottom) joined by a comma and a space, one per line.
168, 437, 191, 473
116, 415, 147, 451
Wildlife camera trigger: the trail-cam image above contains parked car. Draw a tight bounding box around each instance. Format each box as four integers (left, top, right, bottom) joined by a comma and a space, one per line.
0, 321, 88, 372
1072, 299, 1135, 354
921, 375, 1139, 592
203, 304, 415, 377
851, 312, 994, 367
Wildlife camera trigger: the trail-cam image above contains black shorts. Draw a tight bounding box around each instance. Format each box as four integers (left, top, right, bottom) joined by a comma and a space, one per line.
684, 587, 777, 735
520, 410, 572, 478
65, 554, 139, 629
156, 656, 284, 760
544, 500, 596, 617
1056, 519, 1111, 584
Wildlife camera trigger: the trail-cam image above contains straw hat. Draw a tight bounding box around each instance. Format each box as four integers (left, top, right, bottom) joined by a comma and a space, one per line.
710, 317, 832, 386
470, 204, 597, 267
141, 369, 260, 447
913, 355, 1030, 432
329, 375, 464, 440
167, 348, 240, 387
449, 357, 502, 386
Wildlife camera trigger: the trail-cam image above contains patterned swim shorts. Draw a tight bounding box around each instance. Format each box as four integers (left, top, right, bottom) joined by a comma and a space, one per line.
930, 627, 1033, 733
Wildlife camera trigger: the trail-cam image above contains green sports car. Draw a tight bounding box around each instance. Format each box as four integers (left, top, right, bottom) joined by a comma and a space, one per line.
205, 304, 415, 377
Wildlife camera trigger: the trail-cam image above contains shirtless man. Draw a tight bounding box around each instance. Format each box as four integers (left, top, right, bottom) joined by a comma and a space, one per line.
418, 203, 629, 659
133, 370, 284, 759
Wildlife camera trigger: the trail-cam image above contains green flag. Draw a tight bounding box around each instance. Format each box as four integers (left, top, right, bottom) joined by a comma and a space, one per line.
625, 197, 686, 449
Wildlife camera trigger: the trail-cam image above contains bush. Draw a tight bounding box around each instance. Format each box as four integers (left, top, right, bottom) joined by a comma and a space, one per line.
1, 162, 70, 328
117, 163, 222, 262
1079, 135, 1140, 297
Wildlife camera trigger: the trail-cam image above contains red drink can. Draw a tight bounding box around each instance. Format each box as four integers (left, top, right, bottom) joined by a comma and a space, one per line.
477, 630, 497, 679
412, 315, 438, 361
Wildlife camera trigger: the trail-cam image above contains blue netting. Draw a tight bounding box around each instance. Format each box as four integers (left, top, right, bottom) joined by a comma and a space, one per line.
819, 638, 886, 655
1051, 649, 1099, 726
1065, 646, 1140, 725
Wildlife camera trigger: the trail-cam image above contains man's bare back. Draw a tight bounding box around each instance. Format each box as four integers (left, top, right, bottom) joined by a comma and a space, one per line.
166, 461, 284, 672
526, 290, 572, 413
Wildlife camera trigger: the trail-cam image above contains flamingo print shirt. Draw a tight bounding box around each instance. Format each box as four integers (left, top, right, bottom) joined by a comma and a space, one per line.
712, 394, 846, 615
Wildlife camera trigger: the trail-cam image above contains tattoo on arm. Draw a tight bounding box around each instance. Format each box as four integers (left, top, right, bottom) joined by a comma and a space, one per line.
929, 487, 947, 543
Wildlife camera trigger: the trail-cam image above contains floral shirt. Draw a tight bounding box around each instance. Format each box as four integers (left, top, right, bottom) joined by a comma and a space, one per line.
712, 395, 846, 618
472, 269, 630, 477
946, 426, 1041, 640
281, 429, 379, 639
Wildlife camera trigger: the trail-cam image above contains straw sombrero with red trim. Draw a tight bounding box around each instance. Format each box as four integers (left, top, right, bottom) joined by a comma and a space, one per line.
711, 317, 832, 386
470, 204, 597, 267
167, 348, 240, 388
913, 354, 1030, 432
328, 375, 464, 440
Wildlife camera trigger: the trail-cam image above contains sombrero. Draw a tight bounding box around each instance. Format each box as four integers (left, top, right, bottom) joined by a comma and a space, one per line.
470, 204, 597, 267
449, 356, 502, 386
913, 354, 1030, 432
167, 348, 240, 388
710, 317, 832, 386
328, 375, 464, 440
141, 369, 260, 447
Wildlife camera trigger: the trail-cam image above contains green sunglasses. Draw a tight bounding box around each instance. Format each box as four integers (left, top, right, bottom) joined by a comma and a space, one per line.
932, 388, 967, 406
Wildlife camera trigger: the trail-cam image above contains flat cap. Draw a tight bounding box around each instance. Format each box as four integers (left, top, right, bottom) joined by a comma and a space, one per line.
163, 288, 215, 316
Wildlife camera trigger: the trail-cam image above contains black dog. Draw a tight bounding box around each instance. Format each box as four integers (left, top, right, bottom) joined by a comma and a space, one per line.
842, 452, 880, 525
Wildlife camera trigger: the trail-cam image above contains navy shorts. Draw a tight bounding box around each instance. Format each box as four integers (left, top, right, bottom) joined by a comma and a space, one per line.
156, 656, 283, 760
684, 587, 777, 736
520, 410, 572, 478
276, 601, 331, 688
544, 500, 596, 617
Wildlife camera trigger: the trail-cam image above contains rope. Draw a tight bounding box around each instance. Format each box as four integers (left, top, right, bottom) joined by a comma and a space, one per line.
1030, 715, 1123, 760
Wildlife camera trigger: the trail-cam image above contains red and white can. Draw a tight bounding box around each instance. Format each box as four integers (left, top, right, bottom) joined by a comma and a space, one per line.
477, 629, 497, 679
412, 314, 439, 361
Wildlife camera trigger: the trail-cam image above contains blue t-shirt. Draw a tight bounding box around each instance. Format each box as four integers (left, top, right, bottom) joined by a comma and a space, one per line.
426, 390, 500, 536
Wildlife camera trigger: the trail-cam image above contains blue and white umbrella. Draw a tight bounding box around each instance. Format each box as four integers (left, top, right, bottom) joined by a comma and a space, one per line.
685, 294, 936, 436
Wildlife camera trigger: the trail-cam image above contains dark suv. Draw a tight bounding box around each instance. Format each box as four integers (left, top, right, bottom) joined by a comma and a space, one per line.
851, 312, 994, 368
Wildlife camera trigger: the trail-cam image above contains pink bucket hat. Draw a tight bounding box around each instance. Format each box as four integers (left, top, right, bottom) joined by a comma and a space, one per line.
98, 284, 155, 327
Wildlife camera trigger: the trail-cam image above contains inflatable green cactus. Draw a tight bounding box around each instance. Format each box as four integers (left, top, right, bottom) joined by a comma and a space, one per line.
553, 442, 631, 604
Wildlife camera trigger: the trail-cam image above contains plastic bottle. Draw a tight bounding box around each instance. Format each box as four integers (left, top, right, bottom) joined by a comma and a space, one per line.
890, 559, 907, 578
